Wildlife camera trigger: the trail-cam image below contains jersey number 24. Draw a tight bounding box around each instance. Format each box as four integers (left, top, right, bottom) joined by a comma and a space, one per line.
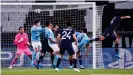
62, 31, 71, 39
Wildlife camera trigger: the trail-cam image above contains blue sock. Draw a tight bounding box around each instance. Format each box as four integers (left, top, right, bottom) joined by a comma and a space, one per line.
31, 51, 36, 65
79, 59, 82, 65
78, 55, 82, 65
115, 44, 119, 55
53, 55, 58, 66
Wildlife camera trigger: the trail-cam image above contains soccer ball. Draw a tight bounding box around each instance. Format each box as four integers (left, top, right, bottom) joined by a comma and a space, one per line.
35, 9, 41, 13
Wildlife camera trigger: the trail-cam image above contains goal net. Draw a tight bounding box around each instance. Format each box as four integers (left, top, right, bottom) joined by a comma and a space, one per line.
1, 2, 104, 69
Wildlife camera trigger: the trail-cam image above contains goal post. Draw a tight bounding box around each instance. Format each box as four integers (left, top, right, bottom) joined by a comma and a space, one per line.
1, 2, 104, 69
92, 3, 97, 69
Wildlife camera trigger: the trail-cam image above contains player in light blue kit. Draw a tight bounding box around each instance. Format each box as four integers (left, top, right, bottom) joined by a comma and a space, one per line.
31, 20, 43, 67
37, 21, 60, 69
77, 28, 90, 50
37, 23, 60, 69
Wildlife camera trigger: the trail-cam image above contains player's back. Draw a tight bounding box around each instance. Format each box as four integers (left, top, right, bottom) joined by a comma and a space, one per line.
76, 32, 83, 42
31, 25, 42, 42
60, 27, 75, 48
106, 16, 121, 33
81, 34, 90, 44
110, 16, 121, 26
76, 32, 90, 48
44, 27, 56, 44
40, 28, 49, 49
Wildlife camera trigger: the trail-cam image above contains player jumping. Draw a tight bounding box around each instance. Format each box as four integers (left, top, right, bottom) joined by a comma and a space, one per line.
64, 28, 90, 69
37, 21, 60, 69
71, 28, 90, 69
56, 22, 80, 72
91, 16, 130, 59
9, 27, 32, 69
31, 20, 43, 67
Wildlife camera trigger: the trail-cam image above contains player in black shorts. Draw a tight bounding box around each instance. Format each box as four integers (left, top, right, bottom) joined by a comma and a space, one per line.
37, 22, 56, 69
55, 22, 80, 72
91, 16, 130, 59
52, 25, 59, 36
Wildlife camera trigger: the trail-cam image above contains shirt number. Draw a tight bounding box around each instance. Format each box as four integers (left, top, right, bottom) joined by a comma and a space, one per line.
62, 31, 71, 39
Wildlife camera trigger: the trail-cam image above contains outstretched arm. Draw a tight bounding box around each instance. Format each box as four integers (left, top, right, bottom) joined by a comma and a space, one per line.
121, 16, 130, 19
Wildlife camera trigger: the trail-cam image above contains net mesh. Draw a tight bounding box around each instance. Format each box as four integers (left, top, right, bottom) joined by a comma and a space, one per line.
95, 6, 105, 68
1, 3, 104, 68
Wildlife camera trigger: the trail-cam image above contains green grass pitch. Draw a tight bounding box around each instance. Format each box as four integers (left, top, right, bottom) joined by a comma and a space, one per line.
1, 68, 133, 75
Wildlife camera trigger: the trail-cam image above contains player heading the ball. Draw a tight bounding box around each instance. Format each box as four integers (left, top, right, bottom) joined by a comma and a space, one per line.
31, 19, 43, 67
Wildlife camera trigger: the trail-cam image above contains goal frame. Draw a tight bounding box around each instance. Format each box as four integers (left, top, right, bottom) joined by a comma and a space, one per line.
1, 2, 97, 69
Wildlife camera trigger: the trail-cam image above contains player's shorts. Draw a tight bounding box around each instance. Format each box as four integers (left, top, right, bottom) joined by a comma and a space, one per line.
16, 48, 32, 55
60, 42, 75, 55
103, 32, 117, 41
41, 40, 53, 53
31, 41, 42, 50
72, 42, 79, 53
49, 44, 60, 53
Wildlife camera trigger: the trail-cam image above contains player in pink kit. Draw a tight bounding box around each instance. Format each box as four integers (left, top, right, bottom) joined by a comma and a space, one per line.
9, 27, 32, 69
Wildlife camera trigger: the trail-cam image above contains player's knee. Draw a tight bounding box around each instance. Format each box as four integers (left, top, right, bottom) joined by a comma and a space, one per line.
72, 54, 77, 59
115, 39, 119, 44
41, 53, 45, 56
68, 56, 73, 60
78, 55, 82, 59
56, 54, 62, 58
100, 36, 105, 40
15, 54, 20, 58
15, 56, 19, 59
34, 48, 38, 52
55, 51, 60, 55
77, 52, 80, 56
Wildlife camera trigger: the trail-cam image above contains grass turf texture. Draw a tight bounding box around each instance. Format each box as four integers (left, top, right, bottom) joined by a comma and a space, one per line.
2, 68, 133, 75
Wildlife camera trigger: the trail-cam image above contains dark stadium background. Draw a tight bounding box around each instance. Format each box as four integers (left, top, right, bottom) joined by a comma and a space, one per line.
1, 1, 133, 48
102, 3, 133, 48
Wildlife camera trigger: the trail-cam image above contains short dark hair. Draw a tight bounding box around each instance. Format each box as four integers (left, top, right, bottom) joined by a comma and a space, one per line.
46, 21, 51, 26
82, 28, 87, 33
66, 22, 72, 27
33, 19, 40, 25
19, 27, 24, 30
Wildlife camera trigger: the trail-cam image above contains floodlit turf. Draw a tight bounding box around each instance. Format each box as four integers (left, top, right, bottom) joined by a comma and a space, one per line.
1, 68, 133, 75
